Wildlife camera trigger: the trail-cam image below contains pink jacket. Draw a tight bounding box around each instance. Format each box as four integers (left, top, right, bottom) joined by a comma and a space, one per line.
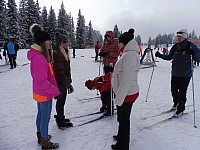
27, 45, 60, 102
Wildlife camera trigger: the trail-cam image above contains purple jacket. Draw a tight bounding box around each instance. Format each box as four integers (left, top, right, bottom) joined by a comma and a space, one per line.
27, 45, 60, 102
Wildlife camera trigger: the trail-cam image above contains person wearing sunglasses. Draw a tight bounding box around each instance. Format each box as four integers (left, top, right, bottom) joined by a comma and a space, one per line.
53, 33, 74, 129
155, 29, 200, 117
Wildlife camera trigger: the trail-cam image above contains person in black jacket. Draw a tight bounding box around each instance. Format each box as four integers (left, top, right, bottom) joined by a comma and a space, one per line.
155, 29, 200, 117
53, 33, 74, 128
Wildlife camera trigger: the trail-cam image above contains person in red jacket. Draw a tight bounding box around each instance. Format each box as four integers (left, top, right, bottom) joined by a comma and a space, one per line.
85, 72, 113, 116
99, 31, 120, 74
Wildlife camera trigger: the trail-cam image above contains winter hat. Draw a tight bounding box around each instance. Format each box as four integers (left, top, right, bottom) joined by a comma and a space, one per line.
118, 28, 135, 46
85, 80, 95, 90
104, 31, 114, 40
56, 33, 68, 47
30, 24, 51, 45
177, 29, 188, 38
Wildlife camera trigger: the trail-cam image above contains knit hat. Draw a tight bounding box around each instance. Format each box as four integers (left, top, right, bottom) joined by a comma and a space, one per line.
104, 31, 114, 40
55, 33, 68, 47
177, 29, 188, 38
85, 80, 95, 90
118, 28, 135, 46
30, 24, 51, 45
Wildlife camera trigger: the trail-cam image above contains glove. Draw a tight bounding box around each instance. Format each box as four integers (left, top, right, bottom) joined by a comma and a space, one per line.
68, 85, 74, 94
155, 51, 161, 58
99, 52, 109, 57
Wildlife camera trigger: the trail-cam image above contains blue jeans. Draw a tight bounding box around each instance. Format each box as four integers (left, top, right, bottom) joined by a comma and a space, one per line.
36, 99, 52, 140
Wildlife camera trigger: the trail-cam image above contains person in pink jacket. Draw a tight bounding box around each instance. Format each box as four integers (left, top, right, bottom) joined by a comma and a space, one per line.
27, 24, 60, 149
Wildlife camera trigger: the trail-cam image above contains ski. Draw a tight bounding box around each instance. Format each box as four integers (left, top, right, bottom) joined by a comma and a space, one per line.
77, 96, 100, 101
70, 108, 117, 119
141, 105, 193, 120
140, 64, 156, 69
74, 115, 107, 127
69, 111, 102, 119
74, 112, 117, 127
141, 110, 194, 130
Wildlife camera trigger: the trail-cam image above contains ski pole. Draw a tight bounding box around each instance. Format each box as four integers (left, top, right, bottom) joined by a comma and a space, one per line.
110, 63, 114, 115
97, 57, 102, 95
191, 59, 197, 128
145, 60, 155, 102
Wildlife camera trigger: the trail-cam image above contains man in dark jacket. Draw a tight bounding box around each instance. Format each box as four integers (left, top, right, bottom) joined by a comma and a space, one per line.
155, 29, 200, 117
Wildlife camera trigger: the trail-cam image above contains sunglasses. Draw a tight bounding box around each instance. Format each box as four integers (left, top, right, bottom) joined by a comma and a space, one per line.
177, 32, 184, 34
62, 41, 68, 43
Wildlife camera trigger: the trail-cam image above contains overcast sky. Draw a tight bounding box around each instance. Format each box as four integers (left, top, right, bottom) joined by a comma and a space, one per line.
15, 0, 200, 42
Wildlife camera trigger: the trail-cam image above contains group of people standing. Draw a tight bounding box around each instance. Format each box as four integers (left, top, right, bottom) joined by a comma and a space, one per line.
1, 38, 19, 69
27, 23, 200, 150
85, 29, 140, 150
27, 24, 74, 149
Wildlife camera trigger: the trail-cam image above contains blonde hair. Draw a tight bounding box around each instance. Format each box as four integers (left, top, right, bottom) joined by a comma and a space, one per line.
59, 44, 70, 61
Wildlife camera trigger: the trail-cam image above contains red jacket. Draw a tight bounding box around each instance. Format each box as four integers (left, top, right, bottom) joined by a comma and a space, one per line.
95, 43, 101, 52
93, 73, 111, 93
100, 31, 120, 66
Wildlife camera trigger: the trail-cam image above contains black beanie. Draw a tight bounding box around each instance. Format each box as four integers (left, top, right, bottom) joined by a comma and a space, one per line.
55, 33, 68, 46
30, 24, 51, 45
118, 28, 135, 46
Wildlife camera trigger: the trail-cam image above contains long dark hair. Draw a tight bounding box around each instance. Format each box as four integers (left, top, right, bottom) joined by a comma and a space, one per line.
40, 43, 53, 63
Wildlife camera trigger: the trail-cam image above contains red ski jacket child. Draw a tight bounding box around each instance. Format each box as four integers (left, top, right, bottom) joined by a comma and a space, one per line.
85, 73, 113, 115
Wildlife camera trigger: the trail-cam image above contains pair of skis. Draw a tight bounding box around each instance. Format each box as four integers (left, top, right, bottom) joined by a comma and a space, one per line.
141, 106, 194, 130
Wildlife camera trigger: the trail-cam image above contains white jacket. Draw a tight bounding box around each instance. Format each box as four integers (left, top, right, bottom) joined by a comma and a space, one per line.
111, 39, 140, 106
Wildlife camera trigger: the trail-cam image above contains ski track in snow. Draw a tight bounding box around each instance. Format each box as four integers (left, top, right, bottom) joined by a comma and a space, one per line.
1, 47, 200, 150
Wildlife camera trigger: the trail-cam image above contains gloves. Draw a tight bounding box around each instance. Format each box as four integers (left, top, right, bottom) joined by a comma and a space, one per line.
155, 51, 161, 58
68, 85, 74, 94
99, 52, 109, 57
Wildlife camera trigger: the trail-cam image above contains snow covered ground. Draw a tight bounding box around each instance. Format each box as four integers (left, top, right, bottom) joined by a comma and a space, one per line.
0, 47, 200, 150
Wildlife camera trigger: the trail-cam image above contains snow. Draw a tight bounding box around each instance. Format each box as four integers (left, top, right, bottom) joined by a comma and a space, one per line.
1, 47, 200, 150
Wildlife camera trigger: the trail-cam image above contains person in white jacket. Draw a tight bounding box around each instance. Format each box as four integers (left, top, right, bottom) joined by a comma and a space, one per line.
111, 28, 140, 150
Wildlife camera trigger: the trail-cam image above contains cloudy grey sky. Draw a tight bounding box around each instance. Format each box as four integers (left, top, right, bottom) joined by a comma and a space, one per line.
15, 0, 200, 42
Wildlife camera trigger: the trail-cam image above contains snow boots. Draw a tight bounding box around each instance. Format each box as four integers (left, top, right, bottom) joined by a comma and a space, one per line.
113, 135, 118, 141
100, 105, 107, 112
41, 139, 59, 149
54, 115, 73, 128
37, 132, 52, 144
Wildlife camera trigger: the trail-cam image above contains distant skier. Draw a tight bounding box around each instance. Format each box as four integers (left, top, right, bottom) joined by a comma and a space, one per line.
155, 29, 200, 117
85, 72, 113, 116
72, 44, 76, 58
94, 41, 100, 61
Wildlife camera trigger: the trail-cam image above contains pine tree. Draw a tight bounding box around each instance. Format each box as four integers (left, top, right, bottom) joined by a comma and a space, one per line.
113, 25, 120, 39
0, 0, 7, 39
7, 0, 19, 39
24, 0, 40, 44
76, 9, 85, 49
47, 6, 57, 44
18, 0, 27, 48
135, 35, 142, 45
85, 20, 94, 47
35, 0, 41, 25
41, 6, 48, 31
57, 1, 68, 36
69, 16, 76, 46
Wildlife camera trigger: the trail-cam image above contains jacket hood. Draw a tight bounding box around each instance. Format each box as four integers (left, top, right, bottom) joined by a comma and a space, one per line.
123, 39, 140, 53
27, 44, 41, 61
105, 31, 114, 39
